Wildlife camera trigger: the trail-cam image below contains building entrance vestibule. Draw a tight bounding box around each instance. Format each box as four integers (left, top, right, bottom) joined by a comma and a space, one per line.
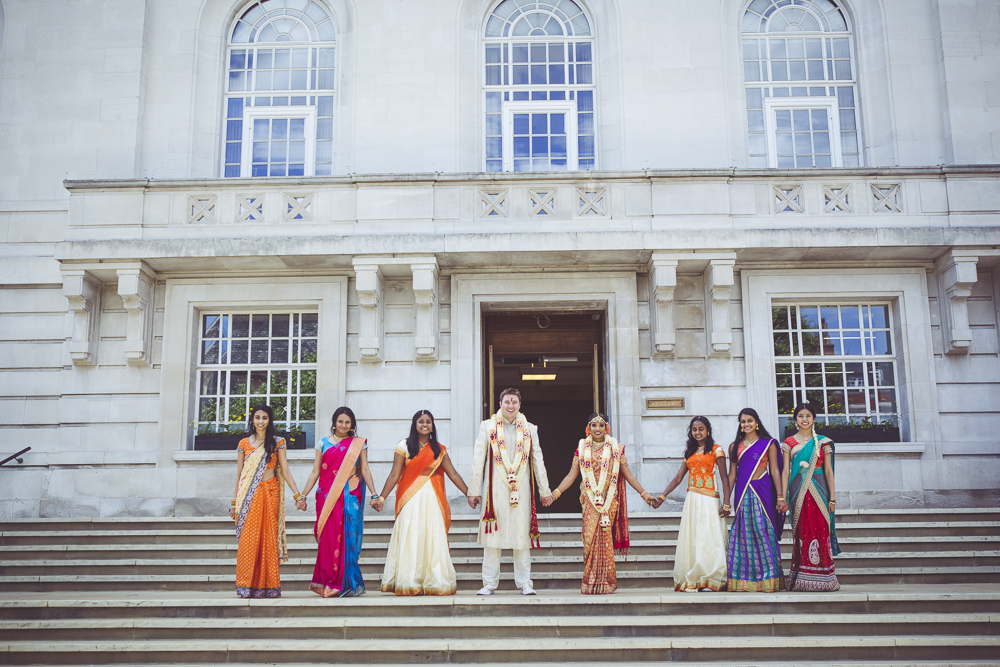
482, 311, 606, 514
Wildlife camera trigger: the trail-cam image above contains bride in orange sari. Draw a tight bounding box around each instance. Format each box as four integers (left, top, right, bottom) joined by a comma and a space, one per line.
549, 413, 657, 594
372, 410, 471, 595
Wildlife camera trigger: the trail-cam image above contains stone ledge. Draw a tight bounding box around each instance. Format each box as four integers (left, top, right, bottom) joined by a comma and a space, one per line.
173, 451, 316, 465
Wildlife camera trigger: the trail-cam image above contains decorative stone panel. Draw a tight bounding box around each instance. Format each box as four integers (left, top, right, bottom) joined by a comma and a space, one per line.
577, 187, 607, 217
528, 190, 556, 216
284, 193, 313, 221
188, 195, 217, 224
479, 189, 508, 218
822, 184, 852, 213
774, 185, 803, 213
871, 183, 902, 213
236, 194, 265, 223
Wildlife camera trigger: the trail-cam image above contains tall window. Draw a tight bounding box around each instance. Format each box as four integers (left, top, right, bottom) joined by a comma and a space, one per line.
741, 0, 861, 168
772, 304, 899, 436
196, 312, 318, 445
483, 0, 596, 172
223, 0, 336, 177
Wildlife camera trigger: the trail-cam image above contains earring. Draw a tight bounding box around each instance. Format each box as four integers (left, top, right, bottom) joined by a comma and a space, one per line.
585, 425, 591, 437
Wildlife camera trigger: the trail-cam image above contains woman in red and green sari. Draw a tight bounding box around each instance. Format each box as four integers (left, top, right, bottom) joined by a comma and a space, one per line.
781, 402, 840, 591
301, 406, 377, 597
374, 410, 470, 595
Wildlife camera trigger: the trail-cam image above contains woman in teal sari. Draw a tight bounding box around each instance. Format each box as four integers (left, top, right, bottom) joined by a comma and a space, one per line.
781, 402, 840, 591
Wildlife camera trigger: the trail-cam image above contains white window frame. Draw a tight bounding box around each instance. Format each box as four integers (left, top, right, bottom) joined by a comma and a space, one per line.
763, 96, 842, 168
240, 106, 318, 178
741, 268, 939, 453
502, 101, 579, 172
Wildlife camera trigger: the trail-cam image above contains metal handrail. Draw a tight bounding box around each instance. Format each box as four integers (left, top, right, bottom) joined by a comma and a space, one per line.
0, 447, 30, 467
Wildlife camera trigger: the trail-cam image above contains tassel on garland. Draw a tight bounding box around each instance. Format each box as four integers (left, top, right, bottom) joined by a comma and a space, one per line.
483, 451, 499, 535
529, 457, 542, 549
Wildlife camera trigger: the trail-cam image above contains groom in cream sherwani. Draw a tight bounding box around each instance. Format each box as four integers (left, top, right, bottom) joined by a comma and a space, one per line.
468, 387, 553, 595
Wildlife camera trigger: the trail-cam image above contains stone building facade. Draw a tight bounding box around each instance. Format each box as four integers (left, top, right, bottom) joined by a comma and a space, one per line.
1, 0, 998, 517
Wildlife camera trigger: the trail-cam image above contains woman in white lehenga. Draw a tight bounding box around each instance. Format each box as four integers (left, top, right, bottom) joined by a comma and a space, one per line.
652, 416, 731, 592
372, 410, 470, 595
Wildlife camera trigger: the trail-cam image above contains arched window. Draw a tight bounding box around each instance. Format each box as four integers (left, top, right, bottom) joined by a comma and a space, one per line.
223, 0, 336, 178
482, 0, 596, 172
741, 0, 861, 168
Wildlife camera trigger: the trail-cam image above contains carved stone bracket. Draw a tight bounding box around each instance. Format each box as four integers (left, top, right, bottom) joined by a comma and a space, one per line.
705, 258, 736, 357
647, 256, 678, 357
353, 259, 384, 362
117, 263, 157, 366
935, 250, 978, 355
411, 259, 439, 360
62, 269, 102, 366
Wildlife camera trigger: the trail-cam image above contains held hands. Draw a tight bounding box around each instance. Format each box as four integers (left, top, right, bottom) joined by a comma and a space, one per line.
370, 497, 384, 512
540, 495, 554, 507
467, 496, 481, 509
295, 498, 307, 512
776, 499, 789, 513
649, 494, 666, 510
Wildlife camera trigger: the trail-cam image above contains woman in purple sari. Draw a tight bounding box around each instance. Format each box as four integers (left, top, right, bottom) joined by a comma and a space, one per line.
725, 408, 787, 592
301, 407, 377, 597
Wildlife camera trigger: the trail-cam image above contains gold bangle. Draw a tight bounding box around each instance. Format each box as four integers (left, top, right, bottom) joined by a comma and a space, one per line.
552, 489, 561, 500
377, 495, 385, 503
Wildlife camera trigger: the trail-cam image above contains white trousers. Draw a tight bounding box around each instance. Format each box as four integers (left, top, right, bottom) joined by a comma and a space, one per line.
481, 547, 532, 590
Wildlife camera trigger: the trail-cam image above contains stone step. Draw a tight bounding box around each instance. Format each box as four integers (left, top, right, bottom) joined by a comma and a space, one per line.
3, 566, 998, 593
3, 535, 996, 560
1, 507, 994, 533
3, 551, 998, 577
4, 587, 997, 619
3, 520, 998, 547
1, 612, 995, 642
2, 635, 997, 664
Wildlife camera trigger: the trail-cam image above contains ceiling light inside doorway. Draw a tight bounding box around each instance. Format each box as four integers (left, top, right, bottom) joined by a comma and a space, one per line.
521, 363, 558, 381
542, 356, 577, 363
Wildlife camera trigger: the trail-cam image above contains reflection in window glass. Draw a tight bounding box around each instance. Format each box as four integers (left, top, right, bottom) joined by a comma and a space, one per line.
772, 303, 898, 436
196, 312, 318, 446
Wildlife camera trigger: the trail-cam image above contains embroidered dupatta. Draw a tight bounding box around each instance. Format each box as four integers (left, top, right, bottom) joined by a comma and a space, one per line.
234, 440, 288, 563
395, 443, 450, 533
788, 434, 840, 556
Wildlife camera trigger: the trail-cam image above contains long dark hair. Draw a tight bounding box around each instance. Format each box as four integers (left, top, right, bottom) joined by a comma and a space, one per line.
247, 403, 279, 462
729, 407, 774, 461
330, 406, 357, 439
406, 409, 441, 458
684, 416, 715, 459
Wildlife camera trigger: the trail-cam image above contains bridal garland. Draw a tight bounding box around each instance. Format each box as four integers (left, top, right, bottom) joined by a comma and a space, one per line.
488, 411, 529, 507
579, 435, 622, 527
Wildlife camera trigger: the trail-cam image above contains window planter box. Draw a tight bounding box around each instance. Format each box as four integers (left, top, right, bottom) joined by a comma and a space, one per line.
193, 432, 309, 451
784, 426, 900, 444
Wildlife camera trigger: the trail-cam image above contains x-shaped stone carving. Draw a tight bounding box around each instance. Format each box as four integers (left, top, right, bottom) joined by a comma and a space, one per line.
529, 190, 556, 216
284, 193, 313, 221
479, 189, 508, 217
236, 194, 264, 222
188, 196, 217, 224
773, 185, 803, 213
577, 188, 607, 216
822, 184, 852, 213
871, 183, 902, 213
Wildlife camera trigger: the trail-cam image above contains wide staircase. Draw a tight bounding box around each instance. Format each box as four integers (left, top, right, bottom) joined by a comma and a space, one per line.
1, 507, 998, 664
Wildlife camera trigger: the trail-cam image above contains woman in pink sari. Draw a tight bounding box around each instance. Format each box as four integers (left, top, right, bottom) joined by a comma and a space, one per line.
301, 407, 377, 597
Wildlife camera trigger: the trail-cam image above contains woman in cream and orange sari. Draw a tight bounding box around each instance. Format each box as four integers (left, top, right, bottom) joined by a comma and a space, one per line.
300, 406, 377, 597
373, 410, 470, 596
550, 413, 657, 594
228, 404, 307, 598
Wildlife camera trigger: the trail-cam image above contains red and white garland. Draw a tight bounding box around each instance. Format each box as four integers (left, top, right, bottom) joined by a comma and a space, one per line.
578, 435, 622, 527
488, 410, 529, 507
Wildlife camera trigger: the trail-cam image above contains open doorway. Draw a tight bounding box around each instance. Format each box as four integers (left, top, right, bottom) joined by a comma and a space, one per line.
482, 311, 605, 514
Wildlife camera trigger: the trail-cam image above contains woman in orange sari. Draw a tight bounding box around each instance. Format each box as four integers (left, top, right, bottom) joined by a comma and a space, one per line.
373, 410, 470, 595
549, 413, 657, 594
228, 404, 307, 598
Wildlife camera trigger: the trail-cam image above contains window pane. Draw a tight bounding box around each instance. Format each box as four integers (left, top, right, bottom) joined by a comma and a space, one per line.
800, 307, 819, 330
